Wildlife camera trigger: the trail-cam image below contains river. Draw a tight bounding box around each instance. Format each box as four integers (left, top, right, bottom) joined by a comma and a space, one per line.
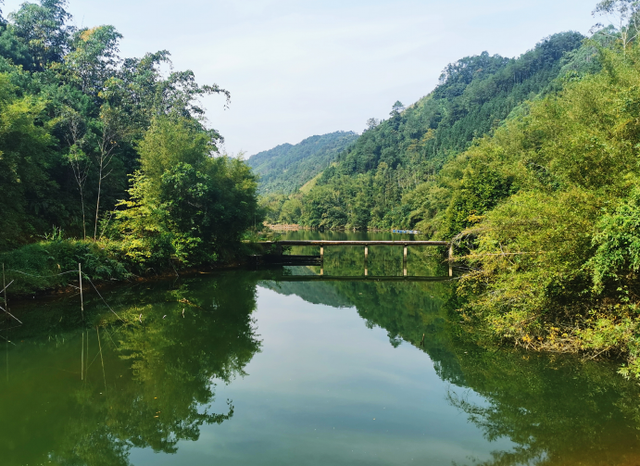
1, 231, 639, 465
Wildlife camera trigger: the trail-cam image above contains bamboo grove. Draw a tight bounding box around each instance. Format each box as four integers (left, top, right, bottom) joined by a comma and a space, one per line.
0, 0, 260, 278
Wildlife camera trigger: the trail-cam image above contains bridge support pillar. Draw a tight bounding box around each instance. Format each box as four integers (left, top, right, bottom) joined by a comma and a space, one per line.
403, 246, 408, 277
364, 247, 369, 277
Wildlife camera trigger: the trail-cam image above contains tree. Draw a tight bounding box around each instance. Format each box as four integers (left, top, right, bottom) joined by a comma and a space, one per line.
366, 118, 379, 130
114, 116, 260, 265
0, 73, 55, 248
390, 100, 404, 116
9, 0, 74, 68
592, 0, 640, 52
92, 104, 125, 240
279, 198, 302, 224
64, 25, 122, 96
61, 108, 91, 239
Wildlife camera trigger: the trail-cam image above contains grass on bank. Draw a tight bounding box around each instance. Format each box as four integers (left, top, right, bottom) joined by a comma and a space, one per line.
0, 229, 276, 297
0, 239, 131, 296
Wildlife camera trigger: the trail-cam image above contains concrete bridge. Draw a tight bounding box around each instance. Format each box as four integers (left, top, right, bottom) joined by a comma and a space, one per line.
254, 240, 454, 277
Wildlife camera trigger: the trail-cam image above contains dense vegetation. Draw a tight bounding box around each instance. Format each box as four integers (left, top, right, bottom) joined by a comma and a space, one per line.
268, 31, 587, 229
261, 1, 640, 378
247, 131, 358, 196
447, 40, 640, 379
412, 3, 640, 379
0, 0, 260, 288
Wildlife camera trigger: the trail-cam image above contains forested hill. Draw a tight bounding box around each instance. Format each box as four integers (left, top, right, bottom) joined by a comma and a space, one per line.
273, 32, 586, 230
247, 131, 358, 195
260, 18, 640, 378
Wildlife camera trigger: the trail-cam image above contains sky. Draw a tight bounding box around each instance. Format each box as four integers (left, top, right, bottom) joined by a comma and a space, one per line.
3, 0, 600, 156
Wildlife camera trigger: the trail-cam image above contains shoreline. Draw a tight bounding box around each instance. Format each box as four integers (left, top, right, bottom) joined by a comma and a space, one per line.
0, 238, 261, 303
4, 259, 251, 305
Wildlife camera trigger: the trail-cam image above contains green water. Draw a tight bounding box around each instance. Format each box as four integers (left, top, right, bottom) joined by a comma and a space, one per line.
1, 231, 640, 465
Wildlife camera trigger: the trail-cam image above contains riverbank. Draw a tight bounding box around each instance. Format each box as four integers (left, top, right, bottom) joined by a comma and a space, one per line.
5, 230, 638, 383
0, 229, 425, 301
0, 238, 265, 301
265, 223, 304, 231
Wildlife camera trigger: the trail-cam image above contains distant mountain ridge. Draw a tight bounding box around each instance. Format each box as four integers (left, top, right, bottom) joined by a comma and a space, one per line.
247, 131, 359, 195
289, 31, 587, 230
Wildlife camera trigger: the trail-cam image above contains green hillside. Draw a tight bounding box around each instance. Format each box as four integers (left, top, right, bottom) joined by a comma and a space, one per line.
248, 131, 359, 195
273, 32, 586, 230
261, 11, 640, 378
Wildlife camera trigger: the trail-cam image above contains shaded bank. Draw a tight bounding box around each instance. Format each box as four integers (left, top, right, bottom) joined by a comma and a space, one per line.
0, 235, 268, 298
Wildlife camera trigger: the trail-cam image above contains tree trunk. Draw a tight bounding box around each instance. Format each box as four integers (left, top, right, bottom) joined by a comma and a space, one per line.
80, 189, 86, 240
94, 159, 103, 241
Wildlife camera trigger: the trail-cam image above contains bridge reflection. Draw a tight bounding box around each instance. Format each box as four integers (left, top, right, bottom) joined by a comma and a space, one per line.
254, 239, 455, 277
253, 269, 452, 282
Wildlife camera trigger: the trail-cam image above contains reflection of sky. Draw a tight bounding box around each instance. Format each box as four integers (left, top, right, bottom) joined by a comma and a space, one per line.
130, 286, 513, 465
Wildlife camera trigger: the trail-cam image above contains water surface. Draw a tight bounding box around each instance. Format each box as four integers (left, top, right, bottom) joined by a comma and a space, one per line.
1, 232, 640, 465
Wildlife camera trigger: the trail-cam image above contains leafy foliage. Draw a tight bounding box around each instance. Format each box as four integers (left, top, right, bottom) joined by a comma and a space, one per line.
0, 0, 260, 274
112, 117, 259, 268
0, 238, 130, 295
440, 41, 640, 378
291, 32, 585, 230
247, 131, 358, 195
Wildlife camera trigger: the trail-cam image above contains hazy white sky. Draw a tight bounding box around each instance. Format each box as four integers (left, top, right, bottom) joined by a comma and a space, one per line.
3, 0, 599, 155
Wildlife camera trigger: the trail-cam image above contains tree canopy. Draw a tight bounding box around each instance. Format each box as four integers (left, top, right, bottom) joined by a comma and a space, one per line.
0, 0, 260, 267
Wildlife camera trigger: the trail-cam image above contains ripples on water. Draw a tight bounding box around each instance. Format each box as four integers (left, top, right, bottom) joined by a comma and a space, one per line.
0, 231, 639, 465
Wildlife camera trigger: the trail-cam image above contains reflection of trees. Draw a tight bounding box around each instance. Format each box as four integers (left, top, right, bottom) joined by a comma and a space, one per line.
262, 267, 465, 383
264, 274, 640, 466
446, 352, 640, 466
6, 261, 640, 466
0, 271, 261, 466
259, 267, 354, 308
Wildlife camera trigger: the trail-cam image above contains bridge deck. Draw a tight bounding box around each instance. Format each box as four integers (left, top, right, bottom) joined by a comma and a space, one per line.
256, 240, 448, 246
